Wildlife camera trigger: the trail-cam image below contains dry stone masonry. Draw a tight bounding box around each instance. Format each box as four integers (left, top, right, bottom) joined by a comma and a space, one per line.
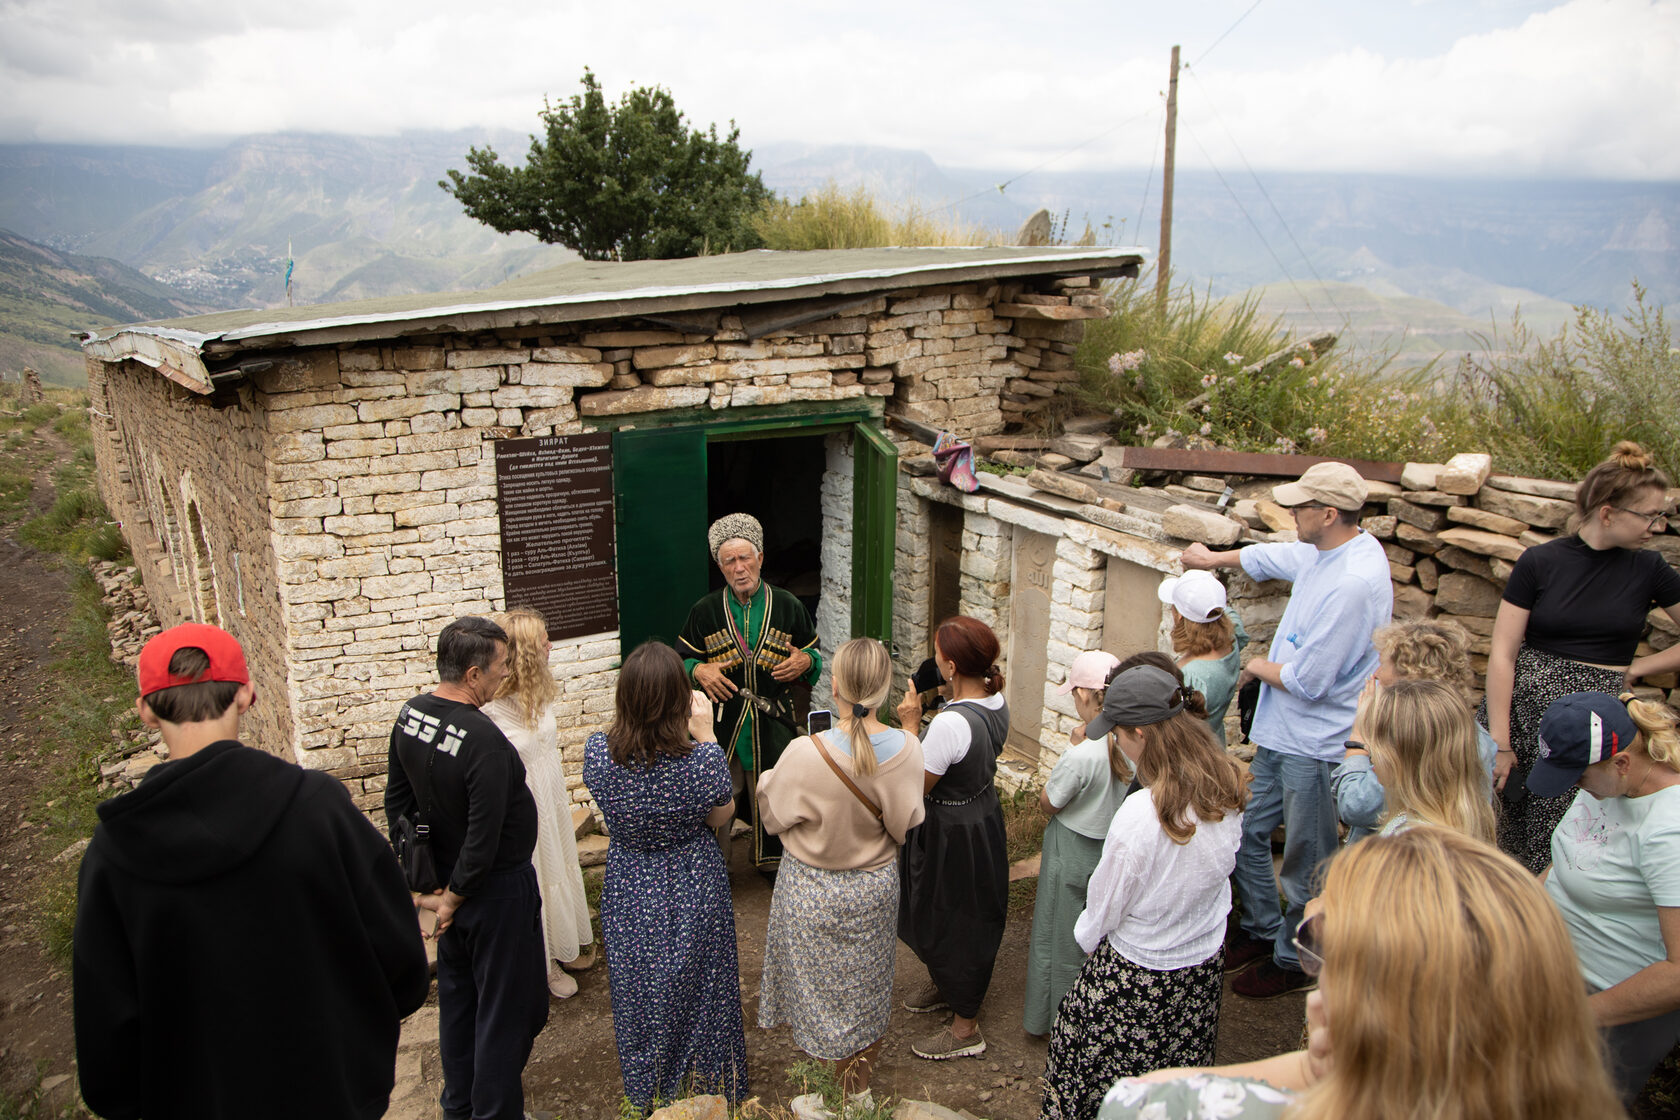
83, 251, 1127, 816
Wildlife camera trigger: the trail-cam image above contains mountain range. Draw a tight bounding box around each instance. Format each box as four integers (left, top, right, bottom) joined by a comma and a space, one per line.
1, 132, 1674, 383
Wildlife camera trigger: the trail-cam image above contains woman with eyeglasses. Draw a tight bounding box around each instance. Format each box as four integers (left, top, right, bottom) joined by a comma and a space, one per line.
1483, 441, 1680, 873
1037, 666, 1248, 1120
1100, 827, 1624, 1120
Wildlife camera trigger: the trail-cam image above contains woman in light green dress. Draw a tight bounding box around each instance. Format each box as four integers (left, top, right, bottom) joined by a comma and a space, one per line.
1022, 649, 1128, 1037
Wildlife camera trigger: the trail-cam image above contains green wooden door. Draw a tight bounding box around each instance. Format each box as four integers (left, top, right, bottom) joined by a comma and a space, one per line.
609, 405, 896, 658
613, 425, 708, 653
851, 420, 898, 645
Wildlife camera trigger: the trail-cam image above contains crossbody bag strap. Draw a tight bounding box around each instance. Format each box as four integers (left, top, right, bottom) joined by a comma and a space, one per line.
412, 741, 436, 830
811, 733, 883, 821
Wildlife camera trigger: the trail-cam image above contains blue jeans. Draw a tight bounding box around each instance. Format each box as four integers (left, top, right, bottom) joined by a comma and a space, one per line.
1233, 745, 1338, 971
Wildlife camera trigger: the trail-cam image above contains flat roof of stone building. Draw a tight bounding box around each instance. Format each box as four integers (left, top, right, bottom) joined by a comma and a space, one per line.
79, 246, 1144, 388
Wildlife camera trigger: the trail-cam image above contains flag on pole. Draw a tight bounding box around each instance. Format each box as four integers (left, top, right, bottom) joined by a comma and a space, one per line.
285, 239, 294, 306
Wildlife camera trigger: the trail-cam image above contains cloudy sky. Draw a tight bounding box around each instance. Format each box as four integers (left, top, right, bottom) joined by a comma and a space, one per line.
1, 0, 1675, 179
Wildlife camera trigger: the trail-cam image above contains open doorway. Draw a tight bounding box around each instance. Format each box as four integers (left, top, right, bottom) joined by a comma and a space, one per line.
705, 432, 827, 726
706, 434, 826, 623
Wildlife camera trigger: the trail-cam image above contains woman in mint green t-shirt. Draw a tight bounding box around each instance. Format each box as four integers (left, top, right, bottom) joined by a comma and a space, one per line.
1537, 690, 1680, 1104
1157, 571, 1248, 747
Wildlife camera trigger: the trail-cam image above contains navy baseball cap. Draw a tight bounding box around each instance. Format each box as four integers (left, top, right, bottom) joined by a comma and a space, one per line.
1527, 692, 1639, 798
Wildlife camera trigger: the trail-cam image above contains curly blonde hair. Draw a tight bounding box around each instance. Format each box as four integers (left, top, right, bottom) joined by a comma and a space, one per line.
1373, 620, 1475, 701
1621, 691, 1680, 768
491, 606, 559, 728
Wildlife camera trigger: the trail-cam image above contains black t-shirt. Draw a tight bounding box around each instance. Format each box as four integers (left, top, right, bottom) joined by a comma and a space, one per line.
1502, 536, 1680, 663
384, 693, 537, 897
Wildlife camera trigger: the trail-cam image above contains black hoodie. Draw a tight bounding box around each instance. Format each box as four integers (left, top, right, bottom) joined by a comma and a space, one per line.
73, 740, 430, 1120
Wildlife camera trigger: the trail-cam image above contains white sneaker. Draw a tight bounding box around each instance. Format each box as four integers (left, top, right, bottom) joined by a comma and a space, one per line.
547, 965, 578, 999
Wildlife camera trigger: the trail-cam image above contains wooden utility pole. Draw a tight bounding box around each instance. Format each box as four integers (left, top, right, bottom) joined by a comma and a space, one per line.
1156, 44, 1180, 309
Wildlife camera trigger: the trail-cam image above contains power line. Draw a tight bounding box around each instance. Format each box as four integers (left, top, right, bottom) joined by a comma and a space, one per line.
1191, 0, 1266, 68
1181, 122, 1338, 331
937, 106, 1159, 216
935, 2, 1268, 227
1133, 104, 1163, 246
1183, 67, 1350, 326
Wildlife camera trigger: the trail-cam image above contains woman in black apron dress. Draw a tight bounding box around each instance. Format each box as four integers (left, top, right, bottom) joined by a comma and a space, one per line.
895, 615, 1010, 1061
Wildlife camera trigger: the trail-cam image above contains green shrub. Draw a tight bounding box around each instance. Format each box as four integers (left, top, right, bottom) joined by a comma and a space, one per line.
1077, 279, 1479, 462
1457, 283, 1680, 480
26, 567, 141, 968
20, 402, 59, 430
785, 1058, 894, 1120
52, 407, 87, 440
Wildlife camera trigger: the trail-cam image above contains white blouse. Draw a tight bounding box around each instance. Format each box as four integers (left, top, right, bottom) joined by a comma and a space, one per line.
1074, 787, 1244, 970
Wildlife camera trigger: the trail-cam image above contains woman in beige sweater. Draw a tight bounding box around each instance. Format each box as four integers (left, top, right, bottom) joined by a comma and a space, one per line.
757, 637, 926, 1097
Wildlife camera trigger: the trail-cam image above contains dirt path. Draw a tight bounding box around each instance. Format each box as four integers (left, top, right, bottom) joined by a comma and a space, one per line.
386, 840, 1307, 1120
0, 426, 87, 1105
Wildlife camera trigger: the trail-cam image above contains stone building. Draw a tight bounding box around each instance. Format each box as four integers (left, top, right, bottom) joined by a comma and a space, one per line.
79, 246, 1170, 812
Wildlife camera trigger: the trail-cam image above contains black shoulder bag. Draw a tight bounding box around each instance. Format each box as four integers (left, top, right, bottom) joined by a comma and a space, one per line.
393, 746, 441, 894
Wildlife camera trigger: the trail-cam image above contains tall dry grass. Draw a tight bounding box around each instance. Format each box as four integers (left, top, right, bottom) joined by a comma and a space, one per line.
752, 181, 998, 250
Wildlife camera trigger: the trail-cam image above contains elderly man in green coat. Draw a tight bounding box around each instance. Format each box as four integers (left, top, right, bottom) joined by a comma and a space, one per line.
679, 513, 821, 873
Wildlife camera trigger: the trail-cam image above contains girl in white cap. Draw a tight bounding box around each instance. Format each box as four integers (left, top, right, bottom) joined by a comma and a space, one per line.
1023, 649, 1126, 1037
1158, 570, 1249, 746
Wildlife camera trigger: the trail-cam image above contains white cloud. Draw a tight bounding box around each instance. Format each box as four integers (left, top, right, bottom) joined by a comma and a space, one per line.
0, 0, 1674, 178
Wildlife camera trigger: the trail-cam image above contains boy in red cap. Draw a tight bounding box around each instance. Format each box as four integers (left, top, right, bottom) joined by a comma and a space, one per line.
73, 623, 429, 1119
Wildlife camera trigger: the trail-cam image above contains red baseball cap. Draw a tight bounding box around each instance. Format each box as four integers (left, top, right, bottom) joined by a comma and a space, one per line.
138, 623, 249, 698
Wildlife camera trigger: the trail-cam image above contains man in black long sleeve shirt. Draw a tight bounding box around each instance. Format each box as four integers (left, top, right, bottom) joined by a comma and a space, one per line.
386, 616, 547, 1120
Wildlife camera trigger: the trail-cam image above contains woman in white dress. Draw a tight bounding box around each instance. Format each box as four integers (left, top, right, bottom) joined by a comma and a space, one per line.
485, 607, 595, 999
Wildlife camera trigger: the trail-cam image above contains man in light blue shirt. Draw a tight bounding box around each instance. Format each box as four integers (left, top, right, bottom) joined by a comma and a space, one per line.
1181, 461, 1392, 999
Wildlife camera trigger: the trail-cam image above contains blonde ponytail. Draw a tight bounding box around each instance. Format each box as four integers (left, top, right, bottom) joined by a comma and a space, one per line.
832, 638, 892, 777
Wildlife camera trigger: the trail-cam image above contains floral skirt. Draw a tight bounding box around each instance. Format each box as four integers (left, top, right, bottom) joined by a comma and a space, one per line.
759, 854, 898, 1061
1039, 940, 1224, 1120
1480, 644, 1623, 874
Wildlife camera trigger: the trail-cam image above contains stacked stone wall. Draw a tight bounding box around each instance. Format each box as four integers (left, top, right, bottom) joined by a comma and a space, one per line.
87, 357, 292, 761
89, 275, 1112, 815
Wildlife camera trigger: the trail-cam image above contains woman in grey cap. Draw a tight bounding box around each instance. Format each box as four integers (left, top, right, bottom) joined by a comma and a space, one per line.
1039, 666, 1249, 1120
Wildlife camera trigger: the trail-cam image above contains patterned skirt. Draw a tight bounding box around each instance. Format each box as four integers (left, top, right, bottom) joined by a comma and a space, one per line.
1039, 940, 1224, 1120
1480, 644, 1623, 874
759, 854, 899, 1061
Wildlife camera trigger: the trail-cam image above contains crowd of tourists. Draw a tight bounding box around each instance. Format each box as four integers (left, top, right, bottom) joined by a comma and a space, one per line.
63, 442, 1680, 1120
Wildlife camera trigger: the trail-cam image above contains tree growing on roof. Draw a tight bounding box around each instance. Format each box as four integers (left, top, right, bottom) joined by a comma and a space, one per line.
441, 68, 771, 262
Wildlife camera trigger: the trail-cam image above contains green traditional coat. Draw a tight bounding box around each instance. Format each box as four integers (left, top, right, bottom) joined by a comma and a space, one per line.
679, 581, 820, 868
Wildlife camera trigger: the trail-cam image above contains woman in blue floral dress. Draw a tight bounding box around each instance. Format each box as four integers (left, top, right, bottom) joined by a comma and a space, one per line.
583, 641, 747, 1113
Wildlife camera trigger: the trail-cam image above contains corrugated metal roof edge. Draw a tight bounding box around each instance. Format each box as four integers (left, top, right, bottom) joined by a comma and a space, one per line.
80, 246, 1146, 359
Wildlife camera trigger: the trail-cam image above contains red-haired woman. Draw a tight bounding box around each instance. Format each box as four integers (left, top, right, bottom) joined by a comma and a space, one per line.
895, 615, 1010, 1061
